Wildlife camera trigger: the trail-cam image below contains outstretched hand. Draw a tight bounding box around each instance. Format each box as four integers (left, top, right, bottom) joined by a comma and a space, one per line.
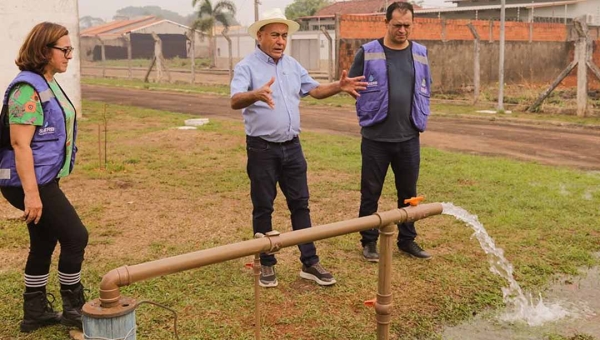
339, 70, 367, 97
255, 77, 276, 109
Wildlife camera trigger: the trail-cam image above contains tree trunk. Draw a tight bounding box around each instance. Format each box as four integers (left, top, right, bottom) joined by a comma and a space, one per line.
209, 33, 216, 69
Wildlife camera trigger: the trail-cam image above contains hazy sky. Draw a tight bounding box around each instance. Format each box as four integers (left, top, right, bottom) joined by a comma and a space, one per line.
78, 0, 452, 26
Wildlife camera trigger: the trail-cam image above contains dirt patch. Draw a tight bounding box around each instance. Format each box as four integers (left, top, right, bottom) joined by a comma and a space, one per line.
82, 84, 600, 171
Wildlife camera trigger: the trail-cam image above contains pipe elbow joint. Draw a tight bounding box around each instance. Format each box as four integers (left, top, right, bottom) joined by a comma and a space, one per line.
99, 266, 130, 308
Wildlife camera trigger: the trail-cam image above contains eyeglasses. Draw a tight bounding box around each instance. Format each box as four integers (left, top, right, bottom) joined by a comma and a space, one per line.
50, 46, 75, 57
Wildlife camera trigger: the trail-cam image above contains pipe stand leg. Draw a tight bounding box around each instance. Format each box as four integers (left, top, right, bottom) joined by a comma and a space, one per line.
377, 223, 395, 340
254, 254, 261, 340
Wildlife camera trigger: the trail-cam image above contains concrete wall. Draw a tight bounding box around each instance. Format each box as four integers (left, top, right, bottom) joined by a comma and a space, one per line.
338, 16, 569, 41
337, 15, 600, 90
292, 30, 337, 72
208, 15, 600, 91
132, 22, 209, 59
0, 0, 81, 113
428, 40, 570, 91
214, 28, 336, 72
80, 36, 127, 62
338, 38, 569, 91
214, 27, 256, 69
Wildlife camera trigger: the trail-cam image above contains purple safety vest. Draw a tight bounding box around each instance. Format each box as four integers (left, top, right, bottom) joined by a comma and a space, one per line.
356, 40, 431, 132
0, 71, 77, 187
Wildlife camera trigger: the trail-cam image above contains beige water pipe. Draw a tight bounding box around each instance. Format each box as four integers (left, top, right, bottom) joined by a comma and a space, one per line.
98, 203, 443, 308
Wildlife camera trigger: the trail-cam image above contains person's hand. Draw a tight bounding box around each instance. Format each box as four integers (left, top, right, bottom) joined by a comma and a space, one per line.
23, 193, 42, 224
255, 77, 276, 109
339, 70, 367, 97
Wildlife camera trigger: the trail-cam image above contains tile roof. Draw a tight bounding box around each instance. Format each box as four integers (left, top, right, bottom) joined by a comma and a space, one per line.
80, 16, 162, 37
315, 0, 417, 16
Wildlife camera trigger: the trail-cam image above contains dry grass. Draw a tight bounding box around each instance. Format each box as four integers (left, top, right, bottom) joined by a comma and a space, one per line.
0, 100, 598, 339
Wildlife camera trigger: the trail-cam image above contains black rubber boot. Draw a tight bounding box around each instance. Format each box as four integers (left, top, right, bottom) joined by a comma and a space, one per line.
60, 284, 85, 329
20, 291, 62, 333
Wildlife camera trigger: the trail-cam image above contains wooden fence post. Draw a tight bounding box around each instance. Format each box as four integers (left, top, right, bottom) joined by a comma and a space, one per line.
467, 22, 481, 104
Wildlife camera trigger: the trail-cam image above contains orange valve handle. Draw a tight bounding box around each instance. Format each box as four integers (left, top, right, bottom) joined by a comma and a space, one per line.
404, 196, 424, 206
364, 298, 376, 307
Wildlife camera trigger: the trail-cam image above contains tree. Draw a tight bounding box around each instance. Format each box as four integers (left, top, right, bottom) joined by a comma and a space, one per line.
79, 16, 105, 30
409, 0, 425, 7
191, 0, 236, 68
114, 6, 190, 24
285, 0, 332, 21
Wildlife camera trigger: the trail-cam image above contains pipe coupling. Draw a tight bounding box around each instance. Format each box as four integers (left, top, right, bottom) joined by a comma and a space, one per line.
265, 230, 282, 254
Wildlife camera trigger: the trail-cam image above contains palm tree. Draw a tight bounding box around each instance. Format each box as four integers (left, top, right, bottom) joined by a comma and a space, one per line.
191, 0, 236, 68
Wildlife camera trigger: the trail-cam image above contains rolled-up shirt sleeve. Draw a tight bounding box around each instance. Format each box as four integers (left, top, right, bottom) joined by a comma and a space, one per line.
231, 63, 252, 97
299, 65, 319, 97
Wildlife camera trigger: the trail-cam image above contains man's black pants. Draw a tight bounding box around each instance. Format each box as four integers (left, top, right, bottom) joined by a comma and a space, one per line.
246, 136, 319, 267
358, 136, 421, 247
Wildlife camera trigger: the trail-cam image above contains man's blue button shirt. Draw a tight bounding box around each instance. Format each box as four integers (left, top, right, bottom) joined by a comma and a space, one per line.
230, 47, 319, 143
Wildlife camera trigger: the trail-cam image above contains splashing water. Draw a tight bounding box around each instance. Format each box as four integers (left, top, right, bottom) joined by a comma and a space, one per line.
441, 203, 569, 326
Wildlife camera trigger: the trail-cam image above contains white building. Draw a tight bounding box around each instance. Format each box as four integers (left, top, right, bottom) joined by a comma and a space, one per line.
421, 0, 600, 24
80, 17, 209, 62
214, 26, 336, 72
0, 0, 81, 113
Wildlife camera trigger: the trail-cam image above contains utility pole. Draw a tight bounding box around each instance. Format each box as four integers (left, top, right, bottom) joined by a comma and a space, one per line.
497, 0, 506, 112
254, 0, 260, 46
254, 0, 260, 22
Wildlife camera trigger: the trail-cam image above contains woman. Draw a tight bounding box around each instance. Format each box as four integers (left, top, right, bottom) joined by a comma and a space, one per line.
0, 22, 88, 332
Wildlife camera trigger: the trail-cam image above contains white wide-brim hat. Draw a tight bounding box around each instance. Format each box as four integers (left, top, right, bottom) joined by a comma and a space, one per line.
248, 8, 300, 40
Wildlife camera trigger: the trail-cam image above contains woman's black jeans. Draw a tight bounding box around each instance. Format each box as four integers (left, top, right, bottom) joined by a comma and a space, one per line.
1, 180, 88, 277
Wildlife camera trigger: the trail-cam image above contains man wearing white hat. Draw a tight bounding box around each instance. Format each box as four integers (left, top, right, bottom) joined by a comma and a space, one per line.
231, 8, 367, 288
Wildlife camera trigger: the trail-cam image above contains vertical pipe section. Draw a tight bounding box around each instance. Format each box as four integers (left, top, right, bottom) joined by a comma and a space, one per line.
253, 251, 262, 339
376, 223, 395, 340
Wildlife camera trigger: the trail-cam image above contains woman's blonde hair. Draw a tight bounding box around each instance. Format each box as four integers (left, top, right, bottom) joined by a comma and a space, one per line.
15, 22, 69, 75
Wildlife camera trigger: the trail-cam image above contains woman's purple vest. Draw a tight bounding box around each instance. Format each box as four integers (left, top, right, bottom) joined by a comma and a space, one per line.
356, 40, 431, 132
0, 71, 77, 187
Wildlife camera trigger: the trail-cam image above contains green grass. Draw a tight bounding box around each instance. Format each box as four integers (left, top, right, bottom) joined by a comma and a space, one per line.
82, 77, 231, 95
81, 76, 600, 127
84, 57, 211, 69
548, 335, 596, 340
0, 101, 598, 339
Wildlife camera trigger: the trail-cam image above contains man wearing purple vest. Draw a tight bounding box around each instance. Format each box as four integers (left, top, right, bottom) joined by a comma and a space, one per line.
349, 2, 432, 262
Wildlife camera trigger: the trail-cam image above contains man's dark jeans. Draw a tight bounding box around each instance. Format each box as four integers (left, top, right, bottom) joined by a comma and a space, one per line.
358, 136, 421, 246
246, 136, 319, 267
